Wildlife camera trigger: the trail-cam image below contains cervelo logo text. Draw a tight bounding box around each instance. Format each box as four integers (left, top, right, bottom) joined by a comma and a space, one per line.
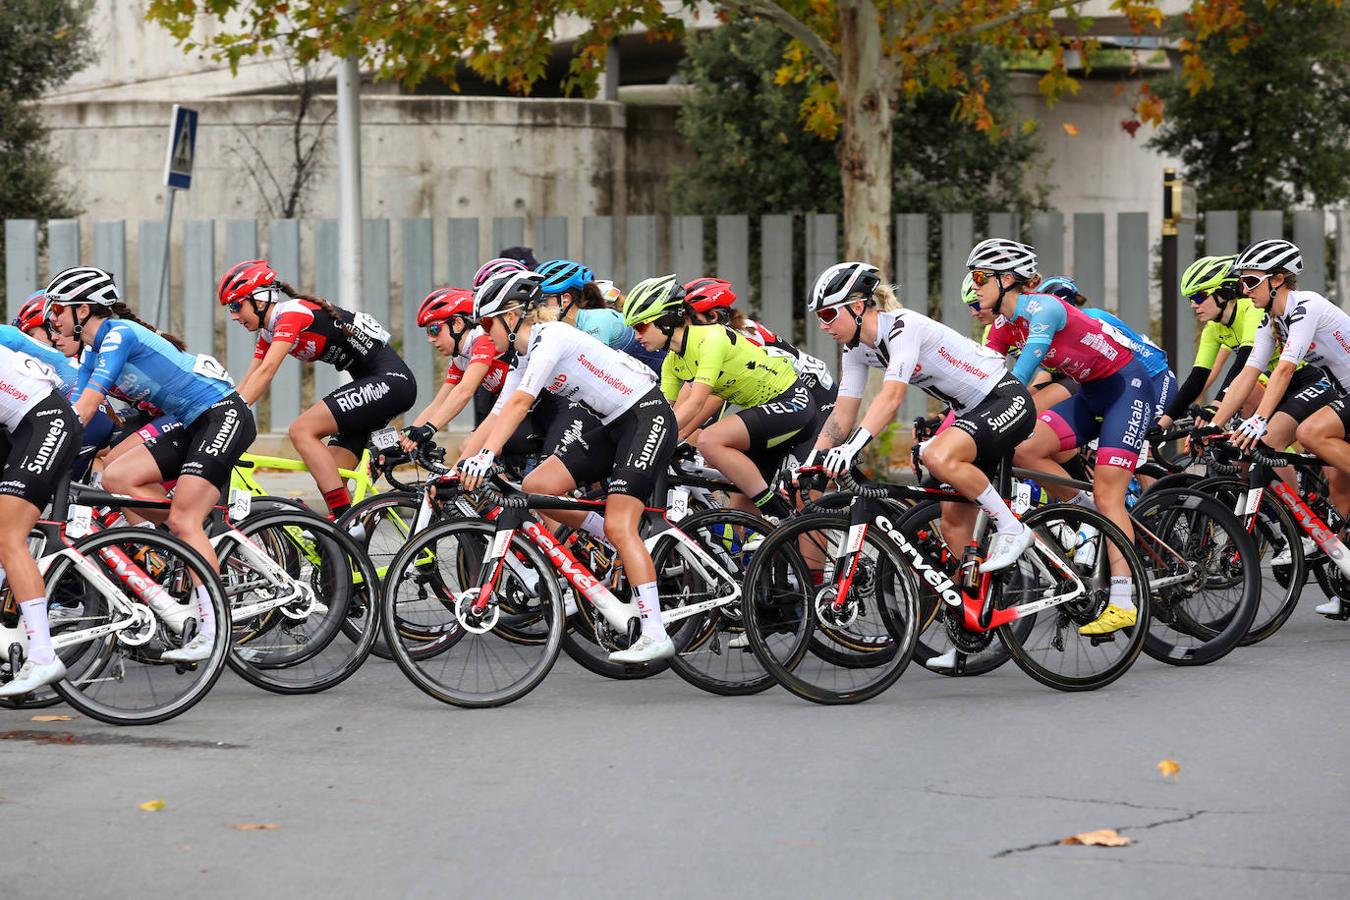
576, 354, 634, 395
521, 520, 612, 603
937, 345, 993, 378
333, 381, 390, 412
872, 514, 962, 606
1271, 481, 1342, 558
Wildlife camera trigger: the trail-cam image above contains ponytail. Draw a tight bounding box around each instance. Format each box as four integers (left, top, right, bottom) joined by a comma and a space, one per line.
108, 302, 188, 351
276, 280, 362, 340
575, 282, 607, 310
872, 284, 903, 312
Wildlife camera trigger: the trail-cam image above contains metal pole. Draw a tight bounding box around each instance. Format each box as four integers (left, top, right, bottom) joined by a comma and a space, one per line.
156, 187, 176, 325
1161, 168, 1179, 367
336, 10, 363, 313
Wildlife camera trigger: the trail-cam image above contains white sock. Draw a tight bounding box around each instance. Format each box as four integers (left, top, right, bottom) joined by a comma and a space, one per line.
634, 582, 666, 641
1109, 576, 1135, 613
976, 484, 1022, 533
579, 512, 613, 546
193, 585, 215, 639
19, 598, 55, 665
1070, 491, 1097, 510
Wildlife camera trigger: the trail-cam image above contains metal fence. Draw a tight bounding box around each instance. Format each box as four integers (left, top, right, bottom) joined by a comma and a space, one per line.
5, 210, 1348, 432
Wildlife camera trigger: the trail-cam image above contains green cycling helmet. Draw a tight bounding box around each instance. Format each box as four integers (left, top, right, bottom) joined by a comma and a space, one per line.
1181, 255, 1239, 305
961, 272, 978, 307
623, 274, 687, 328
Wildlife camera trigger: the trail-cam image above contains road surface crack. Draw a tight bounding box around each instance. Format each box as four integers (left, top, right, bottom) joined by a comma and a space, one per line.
992, 810, 1207, 859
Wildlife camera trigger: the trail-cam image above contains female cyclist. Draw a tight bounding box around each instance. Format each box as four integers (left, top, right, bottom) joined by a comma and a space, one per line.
0, 344, 83, 697
218, 259, 416, 518
459, 270, 677, 664
623, 275, 816, 520
808, 261, 1036, 572
45, 266, 254, 663
400, 287, 514, 453
536, 259, 664, 374
968, 239, 1152, 635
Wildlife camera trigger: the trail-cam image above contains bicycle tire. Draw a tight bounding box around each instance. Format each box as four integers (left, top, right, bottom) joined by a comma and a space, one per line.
997, 504, 1150, 691
1131, 488, 1260, 666
49, 527, 231, 726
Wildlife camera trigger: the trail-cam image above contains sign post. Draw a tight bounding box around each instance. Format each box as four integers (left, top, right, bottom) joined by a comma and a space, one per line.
158, 105, 198, 325
1161, 168, 1197, 365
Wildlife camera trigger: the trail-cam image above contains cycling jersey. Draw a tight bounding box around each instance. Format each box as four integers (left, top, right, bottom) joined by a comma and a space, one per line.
74, 320, 234, 426
986, 294, 1133, 384
0, 344, 64, 431
493, 322, 657, 424
741, 319, 835, 392
256, 298, 393, 374
445, 328, 513, 394
0, 326, 77, 396
1194, 296, 1263, 370
576, 308, 665, 375
1247, 290, 1350, 391
661, 325, 798, 409
840, 310, 1006, 413
1080, 309, 1169, 380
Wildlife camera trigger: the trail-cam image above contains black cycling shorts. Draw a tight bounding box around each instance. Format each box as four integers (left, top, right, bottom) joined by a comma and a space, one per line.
788, 380, 838, 468
1275, 366, 1338, 423
0, 393, 82, 508
472, 384, 497, 426
323, 349, 418, 457
148, 393, 257, 487
948, 376, 1036, 470
502, 393, 602, 466
733, 379, 818, 480
555, 389, 678, 503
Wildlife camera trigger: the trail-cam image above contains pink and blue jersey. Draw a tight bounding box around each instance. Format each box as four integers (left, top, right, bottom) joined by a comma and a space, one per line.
986, 294, 1133, 385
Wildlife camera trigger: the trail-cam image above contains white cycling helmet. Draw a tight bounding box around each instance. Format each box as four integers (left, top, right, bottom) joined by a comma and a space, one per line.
809, 262, 880, 311
473, 270, 543, 321
1234, 239, 1303, 275
45, 266, 120, 310
965, 239, 1038, 280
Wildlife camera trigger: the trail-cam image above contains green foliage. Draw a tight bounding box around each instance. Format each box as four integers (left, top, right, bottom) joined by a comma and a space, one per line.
0, 0, 93, 223
1149, 0, 1350, 209
672, 19, 1047, 222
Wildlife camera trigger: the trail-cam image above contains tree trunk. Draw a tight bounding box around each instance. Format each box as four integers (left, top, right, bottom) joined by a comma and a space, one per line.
837, 0, 893, 275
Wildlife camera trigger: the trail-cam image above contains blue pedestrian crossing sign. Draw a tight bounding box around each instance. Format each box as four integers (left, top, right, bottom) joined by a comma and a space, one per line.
163, 105, 199, 190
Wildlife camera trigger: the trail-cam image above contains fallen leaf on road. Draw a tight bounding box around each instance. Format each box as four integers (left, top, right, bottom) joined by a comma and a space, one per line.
228, 823, 281, 831
30, 715, 72, 722
1060, 829, 1132, 847
1062, 122, 1081, 137
1157, 758, 1180, 780
139, 800, 165, 812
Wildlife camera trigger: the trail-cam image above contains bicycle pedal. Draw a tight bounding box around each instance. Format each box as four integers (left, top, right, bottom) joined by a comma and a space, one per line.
1087, 633, 1118, 646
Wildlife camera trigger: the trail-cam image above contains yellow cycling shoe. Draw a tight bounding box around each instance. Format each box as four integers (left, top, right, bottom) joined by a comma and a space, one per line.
1078, 604, 1138, 636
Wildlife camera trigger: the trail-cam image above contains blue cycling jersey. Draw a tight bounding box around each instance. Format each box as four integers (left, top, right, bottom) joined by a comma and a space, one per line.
74, 320, 234, 426
1081, 309, 1170, 380
0, 325, 77, 395
575, 308, 665, 375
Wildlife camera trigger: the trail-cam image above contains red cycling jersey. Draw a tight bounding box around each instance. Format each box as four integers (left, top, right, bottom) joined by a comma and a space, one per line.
255, 298, 392, 373
445, 331, 512, 393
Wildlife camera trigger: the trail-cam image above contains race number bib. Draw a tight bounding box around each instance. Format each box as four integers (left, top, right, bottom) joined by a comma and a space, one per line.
352, 312, 391, 343
229, 488, 252, 521
370, 427, 399, 451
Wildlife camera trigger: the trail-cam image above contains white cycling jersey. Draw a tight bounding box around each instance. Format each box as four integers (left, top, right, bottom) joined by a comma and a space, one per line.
1247, 290, 1350, 391
493, 321, 657, 424
839, 309, 1007, 413
0, 345, 64, 431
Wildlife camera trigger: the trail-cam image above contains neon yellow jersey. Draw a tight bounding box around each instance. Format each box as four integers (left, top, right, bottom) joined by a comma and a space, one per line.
1194, 296, 1262, 369
661, 325, 798, 408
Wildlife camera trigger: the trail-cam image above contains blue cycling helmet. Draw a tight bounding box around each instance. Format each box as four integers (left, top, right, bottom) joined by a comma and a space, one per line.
536, 259, 594, 296
1039, 275, 1081, 303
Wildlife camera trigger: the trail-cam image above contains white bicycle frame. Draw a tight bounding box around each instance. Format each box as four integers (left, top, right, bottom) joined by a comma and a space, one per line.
209, 526, 310, 622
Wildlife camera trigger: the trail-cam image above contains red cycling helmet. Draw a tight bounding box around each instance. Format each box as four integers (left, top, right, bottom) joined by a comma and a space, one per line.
13, 292, 46, 332
417, 287, 475, 327
683, 277, 737, 314
218, 259, 278, 306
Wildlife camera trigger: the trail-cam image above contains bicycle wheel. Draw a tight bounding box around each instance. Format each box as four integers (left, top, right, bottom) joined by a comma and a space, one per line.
1131, 488, 1260, 666
381, 519, 564, 708
656, 508, 781, 696
742, 510, 921, 705
997, 504, 1150, 691
218, 509, 380, 694
47, 527, 230, 725
1192, 476, 1305, 643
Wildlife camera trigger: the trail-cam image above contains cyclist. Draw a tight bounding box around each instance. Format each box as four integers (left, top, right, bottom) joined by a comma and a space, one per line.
218, 259, 416, 518
400, 287, 514, 452
536, 259, 664, 374
1157, 255, 1270, 430
473, 257, 527, 290
0, 344, 83, 698
459, 270, 677, 664
683, 276, 838, 468
623, 275, 816, 519
808, 261, 1036, 572
968, 239, 1153, 634
45, 266, 254, 663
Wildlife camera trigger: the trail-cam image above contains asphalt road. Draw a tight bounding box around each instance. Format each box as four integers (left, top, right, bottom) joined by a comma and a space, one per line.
4, 595, 1347, 898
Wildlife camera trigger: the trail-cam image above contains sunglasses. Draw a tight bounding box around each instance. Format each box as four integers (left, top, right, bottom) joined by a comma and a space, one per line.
816, 306, 846, 325
227, 301, 244, 313
1240, 273, 1273, 292
426, 322, 444, 336
480, 316, 496, 331
1186, 291, 1210, 306
969, 270, 997, 287
633, 320, 658, 334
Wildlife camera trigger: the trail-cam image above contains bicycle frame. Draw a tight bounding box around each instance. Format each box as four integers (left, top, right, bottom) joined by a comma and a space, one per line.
231, 449, 378, 503
208, 519, 315, 622
1235, 451, 1350, 579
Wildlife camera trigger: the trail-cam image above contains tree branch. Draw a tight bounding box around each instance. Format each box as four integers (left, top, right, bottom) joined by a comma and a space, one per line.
719, 0, 841, 81
914, 0, 1088, 57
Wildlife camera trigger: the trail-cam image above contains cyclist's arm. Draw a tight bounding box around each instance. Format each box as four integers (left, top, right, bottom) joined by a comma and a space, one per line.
815, 395, 861, 451
425, 360, 490, 430
237, 339, 292, 405
673, 380, 715, 437
1250, 360, 1296, 423
858, 381, 906, 437
480, 390, 535, 457
73, 384, 107, 424
1208, 364, 1262, 427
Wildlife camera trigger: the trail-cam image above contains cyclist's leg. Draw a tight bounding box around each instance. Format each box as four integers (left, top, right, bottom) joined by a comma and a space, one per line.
1296, 399, 1350, 514
102, 441, 176, 525
701, 381, 815, 515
